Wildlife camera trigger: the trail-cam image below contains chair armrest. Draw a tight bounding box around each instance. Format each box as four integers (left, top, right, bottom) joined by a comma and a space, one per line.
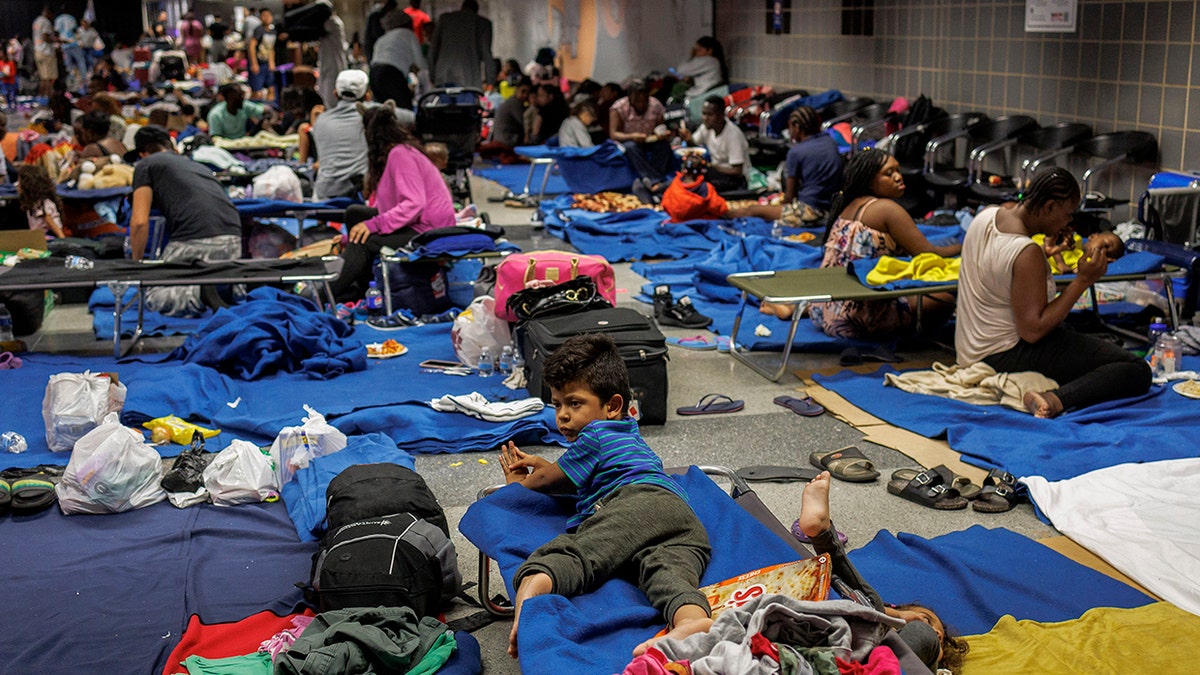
969, 138, 1018, 183
924, 128, 972, 173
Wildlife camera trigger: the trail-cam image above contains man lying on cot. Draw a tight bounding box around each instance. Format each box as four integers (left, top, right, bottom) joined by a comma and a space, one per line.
497, 334, 715, 658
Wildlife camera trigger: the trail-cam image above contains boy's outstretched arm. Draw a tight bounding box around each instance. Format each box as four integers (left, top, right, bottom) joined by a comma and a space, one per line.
499, 441, 572, 492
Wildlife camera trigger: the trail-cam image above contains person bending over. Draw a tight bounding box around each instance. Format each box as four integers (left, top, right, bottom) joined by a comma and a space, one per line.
955, 167, 1151, 418
127, 125, 242, 316
498, 334, 713, 659
328, 103, 455, 302
780, 105, 843, 224
796, 471, 970, 674
762, 148, 961, 338
678, 96, 750, 194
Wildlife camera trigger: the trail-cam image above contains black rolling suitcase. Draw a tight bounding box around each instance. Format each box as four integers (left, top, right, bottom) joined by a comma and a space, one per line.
517, 307, 669, 425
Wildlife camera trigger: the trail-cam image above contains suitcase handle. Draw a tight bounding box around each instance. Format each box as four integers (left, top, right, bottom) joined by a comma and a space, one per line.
523, 256, 579, 286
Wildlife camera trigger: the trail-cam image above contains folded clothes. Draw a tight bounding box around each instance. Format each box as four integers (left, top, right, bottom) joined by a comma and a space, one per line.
429, 392, 545, 422
883, 361, 1058, 412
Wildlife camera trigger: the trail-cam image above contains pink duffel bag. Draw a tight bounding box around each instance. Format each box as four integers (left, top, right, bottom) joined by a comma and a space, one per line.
493, 250, 616, 321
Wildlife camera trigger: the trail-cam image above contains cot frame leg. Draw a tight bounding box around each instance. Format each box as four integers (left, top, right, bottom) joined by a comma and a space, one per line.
109, 281, 147, 358
728, 290, 802, 382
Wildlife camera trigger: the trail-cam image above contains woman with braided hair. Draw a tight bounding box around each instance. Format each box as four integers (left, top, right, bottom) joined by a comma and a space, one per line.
762, 148, 960, 337
956, 166, 1150, 418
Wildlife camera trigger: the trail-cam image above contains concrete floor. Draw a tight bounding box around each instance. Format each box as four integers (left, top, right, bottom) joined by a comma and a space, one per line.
28, 173, 1058, 674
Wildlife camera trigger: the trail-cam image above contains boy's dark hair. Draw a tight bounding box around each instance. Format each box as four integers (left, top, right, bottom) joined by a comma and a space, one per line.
544, 334, 631, 414
570, 99, 596, 117
79, 109, 112, 139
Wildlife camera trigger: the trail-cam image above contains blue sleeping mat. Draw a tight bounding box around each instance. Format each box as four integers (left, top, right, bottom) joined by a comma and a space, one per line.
516, 141, 638, 194
848, 526, 1152, 636
459, 467, 804, 675
812, 356, 1200, 482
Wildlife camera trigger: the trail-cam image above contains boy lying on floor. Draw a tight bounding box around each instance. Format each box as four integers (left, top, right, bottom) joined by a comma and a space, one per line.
498, 333, 714, 658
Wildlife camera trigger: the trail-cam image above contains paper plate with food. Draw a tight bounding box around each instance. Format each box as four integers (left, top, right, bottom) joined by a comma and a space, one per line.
366, 339, 409, 359
1172, 379, 1200, 399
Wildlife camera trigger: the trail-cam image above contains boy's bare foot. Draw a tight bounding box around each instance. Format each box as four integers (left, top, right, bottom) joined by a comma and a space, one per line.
508, 572, 553, 658
1022, 390, 1063, 418
797, 470, 832, 539
632, 615, 714, 656
759, 301, 795, 320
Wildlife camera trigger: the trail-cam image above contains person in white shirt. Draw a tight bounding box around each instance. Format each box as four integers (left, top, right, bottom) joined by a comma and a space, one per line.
673, 36, 727, 98
679, 96, 749, 193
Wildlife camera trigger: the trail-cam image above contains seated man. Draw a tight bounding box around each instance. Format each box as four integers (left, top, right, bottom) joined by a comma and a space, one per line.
478, 76, 531, 164
310, 69, 372, 201
207, 83, 266, 140
609, 80, 674, 197
127, 125, 243, 316
679, 96, 750, 194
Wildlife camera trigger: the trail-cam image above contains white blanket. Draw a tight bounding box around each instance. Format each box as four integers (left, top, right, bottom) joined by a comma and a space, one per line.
1023, 458, 1200, 617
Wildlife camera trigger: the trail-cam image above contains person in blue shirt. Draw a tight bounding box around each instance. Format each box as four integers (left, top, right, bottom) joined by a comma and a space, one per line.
498, 334, 713, 659
781, 105, 844, 224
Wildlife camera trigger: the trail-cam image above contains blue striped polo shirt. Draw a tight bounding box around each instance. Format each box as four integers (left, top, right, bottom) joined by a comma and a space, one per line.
556, 418, 689, 530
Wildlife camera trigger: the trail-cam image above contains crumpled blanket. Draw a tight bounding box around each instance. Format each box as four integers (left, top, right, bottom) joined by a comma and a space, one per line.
167, 287, 366, 380
655, 594, 903, 675
865, 252, 961, 286
882, 361, 1058, 411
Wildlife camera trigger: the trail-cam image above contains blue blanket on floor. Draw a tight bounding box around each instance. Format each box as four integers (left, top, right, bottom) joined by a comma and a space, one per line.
848, 526, 1152, 636
849, 250, 1166, 291
474, 163, 570, 195
459, 467, 804, 675
89, 286, 211, 338
281, 432, 417, 541
159, 287, 367, 380
1, 324, 561, 468
232, 196, 359, 217
516, 141, 639, 194
0, 499, 315, 674
812, 356, 1200, 481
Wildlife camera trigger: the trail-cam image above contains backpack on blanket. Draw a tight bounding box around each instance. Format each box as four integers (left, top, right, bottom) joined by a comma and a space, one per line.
304, 464, 461, 615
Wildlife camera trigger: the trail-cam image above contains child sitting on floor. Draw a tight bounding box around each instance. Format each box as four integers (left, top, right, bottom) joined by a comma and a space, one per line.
498, 333, 714, 658
17, 164, 66, 239
797, 471, 970, 674
1038, 229, 1124, 274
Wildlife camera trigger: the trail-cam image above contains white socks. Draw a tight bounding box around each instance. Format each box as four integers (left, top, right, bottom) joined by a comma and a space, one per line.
429, 392, 544, 422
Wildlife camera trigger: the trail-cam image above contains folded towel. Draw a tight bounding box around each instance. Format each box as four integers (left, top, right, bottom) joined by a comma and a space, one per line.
429, 392, 545, 422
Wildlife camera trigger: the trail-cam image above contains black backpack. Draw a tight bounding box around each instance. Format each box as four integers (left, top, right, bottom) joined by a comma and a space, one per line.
303, 464, 460, 615
892, 94, 936, 164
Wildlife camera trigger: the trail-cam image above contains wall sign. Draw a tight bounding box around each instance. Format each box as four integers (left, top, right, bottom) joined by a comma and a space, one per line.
766, 0, 791, 35
1026, 0, 1077, 33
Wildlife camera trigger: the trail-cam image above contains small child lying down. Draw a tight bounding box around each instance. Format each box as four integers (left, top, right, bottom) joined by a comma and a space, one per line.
1038, 230, 1124, 275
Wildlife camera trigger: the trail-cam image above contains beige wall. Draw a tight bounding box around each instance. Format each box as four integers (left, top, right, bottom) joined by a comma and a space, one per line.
717, 0, 1199, 205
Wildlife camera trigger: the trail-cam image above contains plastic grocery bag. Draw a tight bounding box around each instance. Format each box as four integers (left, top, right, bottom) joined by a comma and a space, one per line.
269, 405, 347, 486
451, 296, 512, 367
43, 371, 128, 452
252, 165, 303, 203
56, 413, 166, 515
204, 440, 280, 506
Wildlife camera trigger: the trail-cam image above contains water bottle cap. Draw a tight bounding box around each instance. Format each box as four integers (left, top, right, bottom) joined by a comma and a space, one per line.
368, 280, 377, 288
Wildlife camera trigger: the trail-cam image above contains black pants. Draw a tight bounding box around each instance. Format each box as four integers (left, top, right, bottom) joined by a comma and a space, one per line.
329, 205, 418, 303
705, 169, 748, 194
622, 140, 675, 184
984, 326, 1152, 411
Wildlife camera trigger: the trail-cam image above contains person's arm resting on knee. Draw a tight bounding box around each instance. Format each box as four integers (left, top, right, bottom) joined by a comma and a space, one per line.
129, 185, 153, 262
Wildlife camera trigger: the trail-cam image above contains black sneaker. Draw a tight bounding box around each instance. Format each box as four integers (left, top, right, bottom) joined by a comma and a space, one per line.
658, 296, 713, 328
653, 285, 674, 319
161, 431, 210, 494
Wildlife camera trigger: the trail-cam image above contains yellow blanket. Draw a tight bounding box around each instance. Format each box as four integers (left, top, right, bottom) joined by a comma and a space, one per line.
865, 252, 961, 285
963, 602, 1200, 674
1031, 233, 1084, 274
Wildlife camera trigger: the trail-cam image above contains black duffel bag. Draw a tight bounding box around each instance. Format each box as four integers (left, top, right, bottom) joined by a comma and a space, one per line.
505, 274, 614, 322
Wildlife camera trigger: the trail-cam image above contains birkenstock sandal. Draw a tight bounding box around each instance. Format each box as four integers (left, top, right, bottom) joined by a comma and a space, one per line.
972, 469, 1022, 513
886, 467, 968, 510
790, 519, 848, 545
665, 335, 718, 350
773, 395, 825, 417
891, 466, 981, 500
676, 393, 744, 416
736, 465, 820, 483
809, 446, 880, 483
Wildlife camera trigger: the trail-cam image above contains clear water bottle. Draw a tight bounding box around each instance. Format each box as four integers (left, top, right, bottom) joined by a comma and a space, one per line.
771, 222, 785, 239
364, 281, 385, 318
511, 350, 525, 375
0, 303, 13, 342
64, 255, 95, 270
0, 431, 27, 454
498, 345, 513, 375
123, 235, 133, 259
477, 346, 494, 377
1152, 332, 1182, 379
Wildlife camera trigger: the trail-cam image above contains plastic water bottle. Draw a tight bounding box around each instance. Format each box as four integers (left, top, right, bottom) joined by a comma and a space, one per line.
0, 431, 27, 454
0, 303, 13, 342
477, 346, 494, 377
498, 345, 514, 375
1152, 332, 1182, 379
64, 255, 94, 270
364, 281, 384, 318
123, 235, 133, 259
511, 350, 525, 375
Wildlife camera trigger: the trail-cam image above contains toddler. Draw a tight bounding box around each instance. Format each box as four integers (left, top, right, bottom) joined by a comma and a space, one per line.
17, 164, 66, 239
1040, 229, 1124, 274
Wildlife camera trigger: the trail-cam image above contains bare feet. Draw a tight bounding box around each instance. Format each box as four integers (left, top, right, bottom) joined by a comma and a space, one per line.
508, 572, 553, 658
759, 301, 796, 320
1022, 390, 1064, 418
632, 606, 714, 656
797, 470, 832, 539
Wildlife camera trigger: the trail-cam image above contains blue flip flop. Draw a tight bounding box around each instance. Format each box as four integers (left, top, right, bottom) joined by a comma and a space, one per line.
773, 395, 825, 417
677, 393, 745, 416
666, 335, 718, 351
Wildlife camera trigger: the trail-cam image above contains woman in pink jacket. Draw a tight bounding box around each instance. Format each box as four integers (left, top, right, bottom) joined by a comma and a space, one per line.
331, 102, 455, 302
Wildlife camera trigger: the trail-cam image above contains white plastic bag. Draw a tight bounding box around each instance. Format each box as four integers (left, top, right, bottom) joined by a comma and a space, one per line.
43, 371, 128, 452
204, 440, 280, 506
252, 165, 303, 203
269, 405, 347, 486
451, 296, 512, 367
56, 413, 166, 515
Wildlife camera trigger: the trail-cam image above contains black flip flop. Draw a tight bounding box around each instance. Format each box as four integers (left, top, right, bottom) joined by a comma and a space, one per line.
736, 465, 820, 483
972, 469, 1022, 513
676, 393, 744, 416
773, 395, 825, 417
886, 467, 968, 510
809, 446, 880, 483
